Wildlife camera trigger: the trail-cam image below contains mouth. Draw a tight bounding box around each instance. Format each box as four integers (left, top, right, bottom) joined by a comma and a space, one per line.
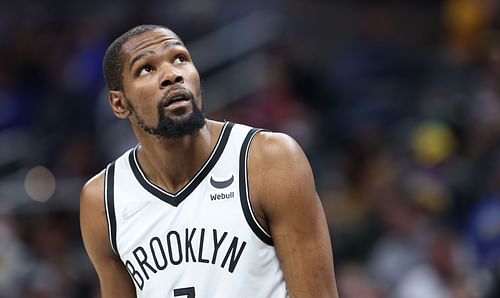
163, 89, 192, 108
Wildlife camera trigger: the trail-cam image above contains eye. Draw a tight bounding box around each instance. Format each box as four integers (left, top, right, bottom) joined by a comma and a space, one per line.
174, 55, 186, 64
138, 65, 154, 76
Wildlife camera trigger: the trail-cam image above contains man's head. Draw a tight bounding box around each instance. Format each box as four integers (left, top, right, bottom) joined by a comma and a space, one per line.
103, 25, 205, 140
104, 25, 170, 91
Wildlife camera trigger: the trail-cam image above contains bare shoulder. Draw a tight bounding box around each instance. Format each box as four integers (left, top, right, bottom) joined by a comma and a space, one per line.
249, 131, 312, 175
251, 131, 305, 158
249, 131, 315, 192
80, 169, 106, 213
80, 169, 112, 258
248, 131, 317, 220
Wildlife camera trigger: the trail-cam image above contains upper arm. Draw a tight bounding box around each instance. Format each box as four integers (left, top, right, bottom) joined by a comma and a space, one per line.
248, 132, 338, 298
80, 171, 136, 298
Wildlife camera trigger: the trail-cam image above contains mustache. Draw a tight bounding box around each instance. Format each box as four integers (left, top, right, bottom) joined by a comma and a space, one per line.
159, 88, 195, 107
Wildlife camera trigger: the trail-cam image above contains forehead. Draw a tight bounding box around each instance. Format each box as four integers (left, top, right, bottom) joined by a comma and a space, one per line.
122, 28, 185, 60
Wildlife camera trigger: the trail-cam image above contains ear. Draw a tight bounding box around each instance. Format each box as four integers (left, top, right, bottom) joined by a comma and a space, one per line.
108, 91, 131, 119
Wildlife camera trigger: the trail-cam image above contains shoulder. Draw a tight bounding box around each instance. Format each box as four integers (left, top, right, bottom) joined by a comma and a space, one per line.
80, 168, 117, 258
79, 147, 133, 203
80, 169, 107, 221
247, 131, 316, 210
250, 131, 303, 157
249, 131, 312, 176
80, 170, 106, 197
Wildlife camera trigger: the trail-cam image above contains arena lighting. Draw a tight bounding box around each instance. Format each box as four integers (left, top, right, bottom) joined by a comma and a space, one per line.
24, 166, 56, 202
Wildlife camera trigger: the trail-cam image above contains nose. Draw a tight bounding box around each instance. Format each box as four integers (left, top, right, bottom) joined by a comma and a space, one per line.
160, 69, 183, 88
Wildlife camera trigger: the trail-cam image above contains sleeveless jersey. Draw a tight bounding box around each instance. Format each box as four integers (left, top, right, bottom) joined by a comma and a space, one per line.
104, 122, 289, 298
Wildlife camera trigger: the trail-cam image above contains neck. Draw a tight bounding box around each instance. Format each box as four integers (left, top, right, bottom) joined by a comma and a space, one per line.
134, 119, 224, 193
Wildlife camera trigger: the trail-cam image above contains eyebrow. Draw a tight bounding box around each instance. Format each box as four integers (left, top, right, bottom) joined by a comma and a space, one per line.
128, 40, 185, 72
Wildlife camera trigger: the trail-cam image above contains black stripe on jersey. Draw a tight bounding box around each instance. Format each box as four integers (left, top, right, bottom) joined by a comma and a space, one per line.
104, 162, 118, 255
239, 128, 273, 246
128, 121, 234, 207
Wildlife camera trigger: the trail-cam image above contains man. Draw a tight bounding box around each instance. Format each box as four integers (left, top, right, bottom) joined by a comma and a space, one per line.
80, 24, 338, 298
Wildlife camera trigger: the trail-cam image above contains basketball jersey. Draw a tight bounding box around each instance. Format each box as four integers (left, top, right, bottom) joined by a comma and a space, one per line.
104, 122, 289, 298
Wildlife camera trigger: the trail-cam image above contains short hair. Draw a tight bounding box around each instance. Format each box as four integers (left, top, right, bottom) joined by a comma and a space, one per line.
103, 24, 170, 91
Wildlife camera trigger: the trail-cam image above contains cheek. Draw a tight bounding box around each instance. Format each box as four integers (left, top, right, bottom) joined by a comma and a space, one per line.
140, 102, 159, 118
192, 77, 203, 108
124, 82, 160, 114
189, 69, 203, 104
125, 94, 161, 123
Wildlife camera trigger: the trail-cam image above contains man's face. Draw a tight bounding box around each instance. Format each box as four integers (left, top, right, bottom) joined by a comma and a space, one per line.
119, 28, 205, 139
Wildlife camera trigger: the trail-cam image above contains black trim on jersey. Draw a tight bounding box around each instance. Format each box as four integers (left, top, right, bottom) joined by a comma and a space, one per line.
104, 162, 118, 255
239, 128, 273, 246
128, 121, 234, 207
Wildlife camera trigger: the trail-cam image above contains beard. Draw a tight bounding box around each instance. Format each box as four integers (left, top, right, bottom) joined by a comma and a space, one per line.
130, 94, 206, 140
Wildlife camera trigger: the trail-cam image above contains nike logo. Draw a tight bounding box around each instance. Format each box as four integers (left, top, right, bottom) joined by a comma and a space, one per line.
123, 201, 151, 219
210, 175, 234, 189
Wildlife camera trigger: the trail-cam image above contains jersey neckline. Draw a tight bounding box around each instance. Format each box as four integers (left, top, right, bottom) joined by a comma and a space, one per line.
128, 121, 234, 207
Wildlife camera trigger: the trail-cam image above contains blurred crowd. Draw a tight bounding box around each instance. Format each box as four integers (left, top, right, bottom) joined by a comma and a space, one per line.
1, 0, 500, 297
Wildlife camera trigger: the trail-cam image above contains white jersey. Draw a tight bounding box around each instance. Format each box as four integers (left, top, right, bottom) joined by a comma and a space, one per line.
104, 122, 289, 298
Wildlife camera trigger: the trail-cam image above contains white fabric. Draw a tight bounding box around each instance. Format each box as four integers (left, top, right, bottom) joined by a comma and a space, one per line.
107, 122, 288, 298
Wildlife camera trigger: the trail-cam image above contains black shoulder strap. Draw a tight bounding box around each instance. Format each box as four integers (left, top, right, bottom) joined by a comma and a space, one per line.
104, 162, 118, 255
239, 128, 273, 246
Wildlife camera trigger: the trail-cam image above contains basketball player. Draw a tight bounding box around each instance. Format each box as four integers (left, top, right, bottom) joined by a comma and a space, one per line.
80, 24, 338, 298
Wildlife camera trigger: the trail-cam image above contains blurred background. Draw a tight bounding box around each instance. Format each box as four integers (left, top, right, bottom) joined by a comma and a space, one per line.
1, 0, 500, 297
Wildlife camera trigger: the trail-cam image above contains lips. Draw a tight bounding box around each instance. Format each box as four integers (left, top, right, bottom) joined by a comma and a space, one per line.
163, 89, 192, 108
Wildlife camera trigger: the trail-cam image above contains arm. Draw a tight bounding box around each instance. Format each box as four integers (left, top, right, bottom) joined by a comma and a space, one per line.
80, 171, 136, 298
248, 132, 338, 298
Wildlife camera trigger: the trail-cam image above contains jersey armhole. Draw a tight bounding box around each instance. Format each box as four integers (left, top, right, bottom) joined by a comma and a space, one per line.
104, 162, 119, 255
239, 128, 274, 246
